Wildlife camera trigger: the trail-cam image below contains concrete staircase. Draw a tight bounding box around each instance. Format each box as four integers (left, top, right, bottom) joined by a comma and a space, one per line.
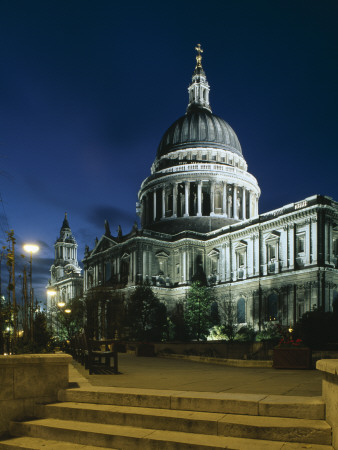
0, 386, 333, 449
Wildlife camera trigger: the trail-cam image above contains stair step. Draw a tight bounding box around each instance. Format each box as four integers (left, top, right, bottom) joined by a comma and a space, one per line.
40, 401, 331, 445
0, 436, 114, 449
58, 387, 325, 419
8, 418, 334, 450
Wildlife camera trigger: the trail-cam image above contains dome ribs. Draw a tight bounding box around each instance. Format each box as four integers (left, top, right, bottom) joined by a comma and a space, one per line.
156, 111, 243, 159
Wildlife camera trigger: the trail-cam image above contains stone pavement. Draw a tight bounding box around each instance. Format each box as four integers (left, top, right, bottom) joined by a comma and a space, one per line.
69, 353, 322, 397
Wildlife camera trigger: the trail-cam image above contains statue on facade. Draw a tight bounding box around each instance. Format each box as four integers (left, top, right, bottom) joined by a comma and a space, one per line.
104, 220, 111, 237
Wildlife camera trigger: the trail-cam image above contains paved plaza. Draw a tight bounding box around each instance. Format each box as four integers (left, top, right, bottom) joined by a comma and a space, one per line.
70, 353, 322, 397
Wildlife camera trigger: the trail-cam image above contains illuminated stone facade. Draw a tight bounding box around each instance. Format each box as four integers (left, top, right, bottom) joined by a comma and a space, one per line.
82, 49, 338, 329
47, 214, 83, 311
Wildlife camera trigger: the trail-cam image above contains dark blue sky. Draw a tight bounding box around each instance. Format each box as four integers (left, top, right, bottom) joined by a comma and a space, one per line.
0, 0, 337, 302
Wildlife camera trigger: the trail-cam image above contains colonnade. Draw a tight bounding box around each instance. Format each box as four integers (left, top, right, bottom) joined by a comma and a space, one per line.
55, 245, 77, 261
141, 180, 258, 226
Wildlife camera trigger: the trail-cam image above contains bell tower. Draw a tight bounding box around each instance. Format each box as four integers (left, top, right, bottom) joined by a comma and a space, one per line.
47, 213, 83, 314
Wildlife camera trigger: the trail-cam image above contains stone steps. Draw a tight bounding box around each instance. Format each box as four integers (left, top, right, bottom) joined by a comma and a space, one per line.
4, 419, 334, 450
38, 401, 331, 445
0, 436, 114, 449
58, 387, 326, 419
0, 386, 332, 449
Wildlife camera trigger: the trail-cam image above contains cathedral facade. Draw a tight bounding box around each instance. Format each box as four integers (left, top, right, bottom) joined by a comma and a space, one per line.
82, 47, 338, 329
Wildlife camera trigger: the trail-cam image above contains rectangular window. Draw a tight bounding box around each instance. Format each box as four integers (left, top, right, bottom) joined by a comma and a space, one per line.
202, 154, 207, 160
212, 155, 216, 161
267, 243, 276, 261
192, 154, 196, 160
237, 251, 245, 267
296, 234, 305, 254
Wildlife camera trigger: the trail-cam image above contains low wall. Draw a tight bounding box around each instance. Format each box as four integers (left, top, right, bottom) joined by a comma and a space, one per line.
0, 354, 71, 437
316, 359, 338, 450
153, 341, 274, 360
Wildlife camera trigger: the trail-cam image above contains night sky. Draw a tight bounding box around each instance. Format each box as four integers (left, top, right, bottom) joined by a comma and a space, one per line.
0, 0, 337, 303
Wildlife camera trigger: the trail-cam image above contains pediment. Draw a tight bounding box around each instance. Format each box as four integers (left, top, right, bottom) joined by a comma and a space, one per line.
91, 235, 116, 255
235, 240, 248, 250
266, 231, 281, 241
208, 248, 220, 257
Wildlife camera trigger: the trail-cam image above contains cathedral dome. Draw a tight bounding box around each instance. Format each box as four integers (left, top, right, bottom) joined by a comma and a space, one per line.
157, 107, 242, 159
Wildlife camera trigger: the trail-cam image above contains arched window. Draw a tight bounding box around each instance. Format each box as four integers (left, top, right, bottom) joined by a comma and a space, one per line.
267, 293, 278, 321
237, 298, 246, 323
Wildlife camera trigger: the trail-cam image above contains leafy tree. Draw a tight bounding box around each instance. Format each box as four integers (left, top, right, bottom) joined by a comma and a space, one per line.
126, 282, 167, 341
14, 310, 53, 353
184, 281, 214, 341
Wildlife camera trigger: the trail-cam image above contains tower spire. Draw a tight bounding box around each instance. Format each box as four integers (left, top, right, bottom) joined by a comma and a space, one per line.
195, 43, 203, 68
187, 44, 211, 113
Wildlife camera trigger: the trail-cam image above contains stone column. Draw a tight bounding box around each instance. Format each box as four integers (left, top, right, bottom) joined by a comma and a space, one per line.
182, 251, 186, 282
242, 188, 246, 220
210, 181, 215, 215
197, 181, 202, 216
222, 182, 227, 217
247, 191, 251, 218
172, 183, 177, 218
233, 185, 238, 219
162, 188, 166, 218
184, 182, 190, 217
153, 190, 157, 221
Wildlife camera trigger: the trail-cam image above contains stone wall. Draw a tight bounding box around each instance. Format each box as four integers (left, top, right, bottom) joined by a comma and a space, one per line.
316, 359, 338, 450
0, 354, 71, 437
153, 341, 273, 360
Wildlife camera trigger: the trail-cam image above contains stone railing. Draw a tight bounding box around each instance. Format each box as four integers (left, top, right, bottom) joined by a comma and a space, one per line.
317, 359, 338, 449
0, 353, 71, 437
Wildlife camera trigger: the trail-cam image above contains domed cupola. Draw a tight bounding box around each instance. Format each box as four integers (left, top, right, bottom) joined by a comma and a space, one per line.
138, 45, 261, 234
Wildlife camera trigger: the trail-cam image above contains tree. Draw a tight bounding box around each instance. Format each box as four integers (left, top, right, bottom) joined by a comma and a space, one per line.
184, 281, 214, 341
33, 311, 52, 350
219, 299, 238, 341
126, 283, 167, 341
169, 303, 188, 341
58, 297, 85, 340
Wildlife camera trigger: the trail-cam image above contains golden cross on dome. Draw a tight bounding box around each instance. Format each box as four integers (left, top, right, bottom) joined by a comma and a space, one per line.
195, 43, 203, 68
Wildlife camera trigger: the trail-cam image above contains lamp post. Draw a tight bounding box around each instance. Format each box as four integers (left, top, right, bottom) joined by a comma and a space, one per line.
46, 289, 57, 333
23, 244, 39, 342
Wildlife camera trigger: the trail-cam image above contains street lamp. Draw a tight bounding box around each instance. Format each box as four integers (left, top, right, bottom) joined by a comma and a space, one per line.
23, 244, 39, 341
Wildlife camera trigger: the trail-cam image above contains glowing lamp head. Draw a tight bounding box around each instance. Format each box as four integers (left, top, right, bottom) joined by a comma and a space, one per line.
23, 244, 39, 254
64, 308, 71, 314
57, 301, 66, 308
47, 290, 57, 296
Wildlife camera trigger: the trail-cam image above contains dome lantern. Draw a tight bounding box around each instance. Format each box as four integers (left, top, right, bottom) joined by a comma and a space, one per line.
187, 44, 212, 113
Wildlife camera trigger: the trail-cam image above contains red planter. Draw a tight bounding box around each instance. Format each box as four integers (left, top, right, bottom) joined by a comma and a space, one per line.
273, 347, 311, 369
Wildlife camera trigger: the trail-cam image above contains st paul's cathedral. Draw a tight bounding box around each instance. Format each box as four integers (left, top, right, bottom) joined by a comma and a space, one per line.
49, 46, 338, 329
